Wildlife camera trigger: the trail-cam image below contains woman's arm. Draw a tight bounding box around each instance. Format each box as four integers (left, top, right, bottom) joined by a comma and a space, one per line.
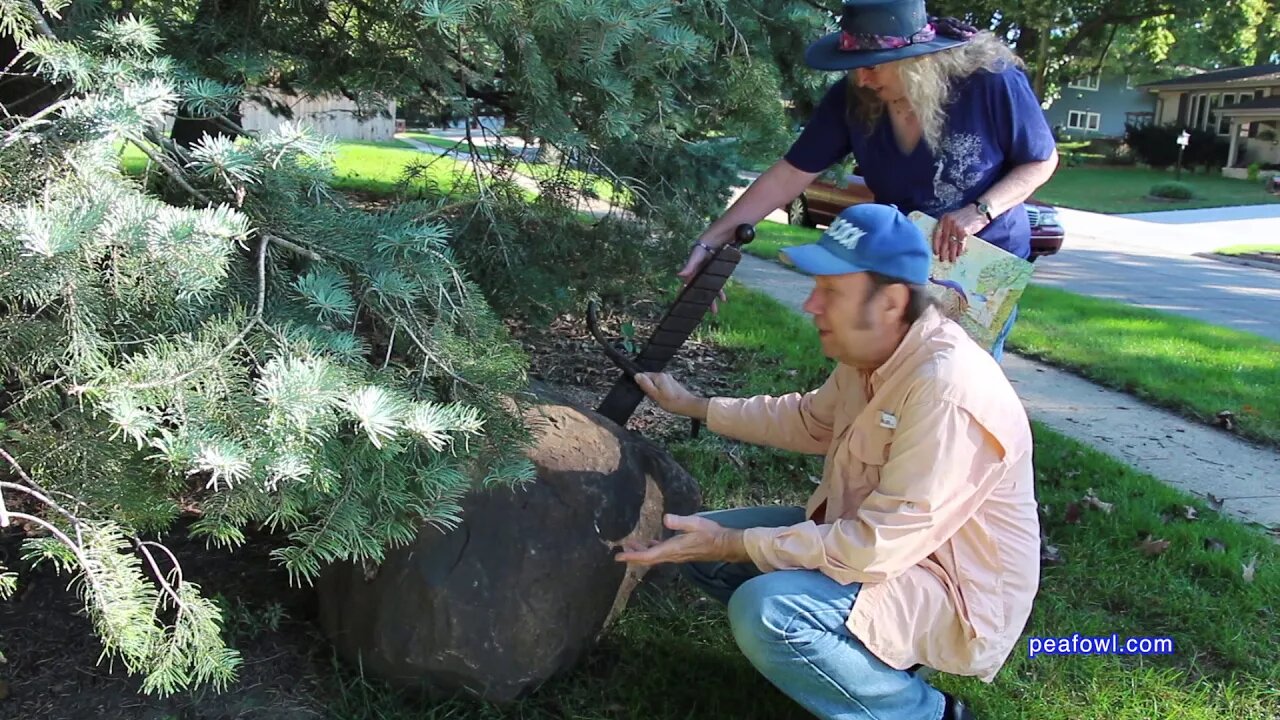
931, 150, 1060, 261
975, 150, 1060, 219
678, 159, 821, 284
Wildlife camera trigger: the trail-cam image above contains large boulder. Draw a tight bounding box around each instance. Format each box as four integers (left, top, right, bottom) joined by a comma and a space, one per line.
315, 383, 701, 702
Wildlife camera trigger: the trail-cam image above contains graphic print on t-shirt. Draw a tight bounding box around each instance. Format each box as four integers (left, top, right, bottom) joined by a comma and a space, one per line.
925, 131, 984, 215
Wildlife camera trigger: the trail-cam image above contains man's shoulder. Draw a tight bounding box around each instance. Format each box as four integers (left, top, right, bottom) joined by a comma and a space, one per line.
901, 319, 1026, 415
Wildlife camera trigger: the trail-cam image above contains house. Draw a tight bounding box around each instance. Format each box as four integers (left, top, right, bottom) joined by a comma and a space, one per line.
1042, 72, 1157, 138
239, 89, 398, 142
1136, 64, 1280, 174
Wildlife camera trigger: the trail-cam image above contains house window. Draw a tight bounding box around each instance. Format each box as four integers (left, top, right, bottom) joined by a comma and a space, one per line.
1067, 110, 1101, 131
1215, 93, 1237, 135
1068, 73, 1101, 91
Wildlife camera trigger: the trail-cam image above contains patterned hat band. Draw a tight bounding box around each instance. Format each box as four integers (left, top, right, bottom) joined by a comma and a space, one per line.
837, 16, 977, 52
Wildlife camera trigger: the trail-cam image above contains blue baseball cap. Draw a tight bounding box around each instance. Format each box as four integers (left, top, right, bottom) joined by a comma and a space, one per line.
779, 203, 930, 285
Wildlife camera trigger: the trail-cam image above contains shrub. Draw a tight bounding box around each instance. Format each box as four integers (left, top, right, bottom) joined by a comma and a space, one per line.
1150, 181, 1195, 200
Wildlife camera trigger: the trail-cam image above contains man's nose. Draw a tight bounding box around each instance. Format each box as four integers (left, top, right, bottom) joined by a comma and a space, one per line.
802, 290, 823, 314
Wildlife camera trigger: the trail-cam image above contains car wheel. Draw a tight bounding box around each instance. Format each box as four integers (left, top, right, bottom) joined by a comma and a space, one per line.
788, 197, 814, 227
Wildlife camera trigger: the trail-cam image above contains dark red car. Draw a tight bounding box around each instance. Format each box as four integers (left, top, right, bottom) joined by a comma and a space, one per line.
784, 172, 1065, 261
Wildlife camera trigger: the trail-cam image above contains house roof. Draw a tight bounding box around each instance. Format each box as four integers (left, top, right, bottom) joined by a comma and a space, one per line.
1221, 95, 1280, 116
1137, 64, 1280, 90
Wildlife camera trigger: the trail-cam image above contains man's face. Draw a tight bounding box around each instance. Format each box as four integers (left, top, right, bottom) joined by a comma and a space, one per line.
802, 273, 906, 367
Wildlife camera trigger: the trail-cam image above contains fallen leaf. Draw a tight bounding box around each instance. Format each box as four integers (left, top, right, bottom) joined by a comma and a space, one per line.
1216, 410, 1236, 431
1082, 488, 1114, 514
1064, 502, 1082, 525
808, 474, 821, 485
1183, 505, 1199, 521
1136, 534, 1171, 556
1207, 493, 1226, 511
1041, 541, 1064, 565
1242, 404, 1259, 417
1243, 555, 1258, 584
1203, 537, 1227, 553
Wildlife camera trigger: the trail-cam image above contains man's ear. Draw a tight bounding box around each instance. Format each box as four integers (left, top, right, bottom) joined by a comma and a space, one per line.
880, 283, 910, 322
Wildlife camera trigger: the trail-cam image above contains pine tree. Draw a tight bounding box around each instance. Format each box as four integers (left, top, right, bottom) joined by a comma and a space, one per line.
0, 3, 535, 695
0, 0, 840, 697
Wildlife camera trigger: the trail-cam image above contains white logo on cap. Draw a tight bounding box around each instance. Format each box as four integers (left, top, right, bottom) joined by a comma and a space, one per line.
826, 217, 866, 250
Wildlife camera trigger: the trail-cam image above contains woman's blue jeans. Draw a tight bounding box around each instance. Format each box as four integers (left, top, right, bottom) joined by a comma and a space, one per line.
681, 506, 946, 720
990, 304, 1018, 363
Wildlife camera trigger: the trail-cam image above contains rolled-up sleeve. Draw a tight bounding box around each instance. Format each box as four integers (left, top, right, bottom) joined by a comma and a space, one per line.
741, 396, 1006, 584
705, 370, 842, 455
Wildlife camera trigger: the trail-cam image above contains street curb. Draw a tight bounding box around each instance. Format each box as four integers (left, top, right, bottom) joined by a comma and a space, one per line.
1192, 251, 1280, 273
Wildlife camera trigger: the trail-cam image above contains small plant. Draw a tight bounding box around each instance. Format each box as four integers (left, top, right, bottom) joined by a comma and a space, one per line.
1249, 162, 1262, 182
620, 322, 638, 354
1150, 181, 1194, 200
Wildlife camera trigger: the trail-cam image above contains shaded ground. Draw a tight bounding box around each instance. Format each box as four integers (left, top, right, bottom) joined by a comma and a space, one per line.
0, 299, 740, 719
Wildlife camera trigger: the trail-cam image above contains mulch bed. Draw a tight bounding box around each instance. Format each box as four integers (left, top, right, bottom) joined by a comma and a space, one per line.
0, 301, 740, 719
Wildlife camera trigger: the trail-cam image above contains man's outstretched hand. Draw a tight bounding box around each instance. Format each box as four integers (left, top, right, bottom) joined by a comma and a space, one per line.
634, 372, 709, 419
615, 514, 749, 566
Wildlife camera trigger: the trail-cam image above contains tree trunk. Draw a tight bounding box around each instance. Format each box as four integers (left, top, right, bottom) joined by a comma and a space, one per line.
170, 105, 243, 148
1033, 28, 1050, 101
168, 0, 257, 148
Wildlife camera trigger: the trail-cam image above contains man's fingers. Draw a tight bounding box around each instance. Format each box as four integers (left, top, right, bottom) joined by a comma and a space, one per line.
620, 538, 659, 553
664, 513, 715, 533
634, 372, 656, 394
615, 543, 668, 565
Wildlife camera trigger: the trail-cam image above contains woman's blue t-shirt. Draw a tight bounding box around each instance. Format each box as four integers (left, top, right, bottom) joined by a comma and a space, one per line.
784, 65, 1056, 259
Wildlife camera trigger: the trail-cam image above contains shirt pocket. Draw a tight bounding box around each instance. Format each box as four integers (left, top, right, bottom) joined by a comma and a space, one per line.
848, 414, 895, 468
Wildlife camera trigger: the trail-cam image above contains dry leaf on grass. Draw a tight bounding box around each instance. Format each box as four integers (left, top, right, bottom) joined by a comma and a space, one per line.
1242, 555, 1258, 584
1082, 488, 1114, 514
1183, 505, 1199, 521
1203, 537, 1227, 554
1136, 534, 1171, 556
1039, 529, 1064, 565
1206, 493, 1226, 511
1064, 502, 1082, 525
1041, 541, 1064, 566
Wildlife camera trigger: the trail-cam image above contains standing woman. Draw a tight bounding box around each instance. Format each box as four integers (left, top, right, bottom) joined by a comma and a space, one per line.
685, 0, 1058, 360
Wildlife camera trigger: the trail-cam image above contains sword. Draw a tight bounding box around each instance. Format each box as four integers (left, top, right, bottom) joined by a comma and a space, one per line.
588, 223, 756, 435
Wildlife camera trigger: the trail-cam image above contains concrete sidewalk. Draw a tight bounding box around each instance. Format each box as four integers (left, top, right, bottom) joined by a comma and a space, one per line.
731, 254, 1280, 530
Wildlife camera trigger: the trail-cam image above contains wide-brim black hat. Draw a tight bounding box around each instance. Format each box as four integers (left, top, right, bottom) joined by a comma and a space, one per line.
804, 0, 978, 71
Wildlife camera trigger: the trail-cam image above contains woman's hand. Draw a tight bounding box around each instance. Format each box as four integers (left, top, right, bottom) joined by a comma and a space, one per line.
931, 204, 989, 263
677, 242, 727, 313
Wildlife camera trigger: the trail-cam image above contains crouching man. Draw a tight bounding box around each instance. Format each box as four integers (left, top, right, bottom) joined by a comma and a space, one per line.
617, 203, 1041, 720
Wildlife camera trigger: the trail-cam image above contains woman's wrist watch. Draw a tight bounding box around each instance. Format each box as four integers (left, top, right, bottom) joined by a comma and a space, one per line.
973, 199, 994, 221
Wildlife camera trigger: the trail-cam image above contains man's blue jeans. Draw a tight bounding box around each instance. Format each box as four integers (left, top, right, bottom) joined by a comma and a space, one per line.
682, 506, 946, 720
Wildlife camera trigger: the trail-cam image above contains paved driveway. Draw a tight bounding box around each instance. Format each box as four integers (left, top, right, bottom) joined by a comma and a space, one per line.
1029, 206, 1280, 343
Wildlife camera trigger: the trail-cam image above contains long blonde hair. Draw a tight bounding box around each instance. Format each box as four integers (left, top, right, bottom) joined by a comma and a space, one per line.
847, 31, 1023, 151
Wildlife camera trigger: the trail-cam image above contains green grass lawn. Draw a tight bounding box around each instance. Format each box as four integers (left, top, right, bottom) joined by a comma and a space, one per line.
1035, 165, 1280, 214
741, 219, 819, 262
739, 220, 1280, 448
1214, 243, 1280, 257
401, 131, 503, 160
333, 282, 1280, 719
119, 137, 478, 197
327, 139, 478, 196
401, 132, 635, 206
1009, 285, 1280, 447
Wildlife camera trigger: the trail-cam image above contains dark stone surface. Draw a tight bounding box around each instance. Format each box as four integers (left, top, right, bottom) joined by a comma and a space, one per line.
315, 384, 701, 702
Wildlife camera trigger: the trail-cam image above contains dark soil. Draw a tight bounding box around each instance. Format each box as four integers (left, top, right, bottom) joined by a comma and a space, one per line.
0, 300, 741, 719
